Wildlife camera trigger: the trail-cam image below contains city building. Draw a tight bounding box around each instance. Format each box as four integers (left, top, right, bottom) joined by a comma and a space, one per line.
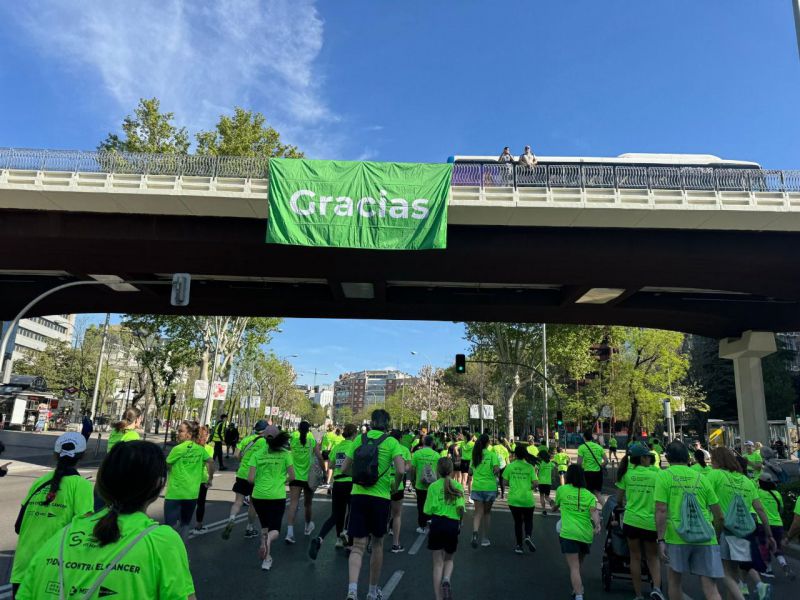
333, 369, 414, 414
778, 332, 800, 372
1, 315, 76, 371
313, 388, 334, 408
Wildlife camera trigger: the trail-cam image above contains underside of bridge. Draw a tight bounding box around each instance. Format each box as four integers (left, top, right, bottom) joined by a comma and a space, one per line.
1, 209, 799, 338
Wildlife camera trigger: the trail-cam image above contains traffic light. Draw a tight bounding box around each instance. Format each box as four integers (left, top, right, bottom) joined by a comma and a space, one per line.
455, 354, 466, 374
556, 410, 563, 427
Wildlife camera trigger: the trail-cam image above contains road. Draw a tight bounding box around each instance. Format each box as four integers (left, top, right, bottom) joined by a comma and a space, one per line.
1, 433, 798, 600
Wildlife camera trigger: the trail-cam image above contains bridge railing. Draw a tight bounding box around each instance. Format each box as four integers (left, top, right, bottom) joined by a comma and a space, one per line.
2, 148, 800, 193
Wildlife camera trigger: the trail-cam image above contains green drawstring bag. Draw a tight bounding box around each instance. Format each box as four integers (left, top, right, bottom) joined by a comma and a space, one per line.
722, 473, 756, 538
674, 473, 716, 544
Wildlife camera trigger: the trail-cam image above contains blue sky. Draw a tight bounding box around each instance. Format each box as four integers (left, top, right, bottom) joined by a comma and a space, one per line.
1, 1, 799, 384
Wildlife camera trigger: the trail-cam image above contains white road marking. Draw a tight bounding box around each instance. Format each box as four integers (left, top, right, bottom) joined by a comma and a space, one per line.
381, 570, 404, 599
408, 531, 427, 555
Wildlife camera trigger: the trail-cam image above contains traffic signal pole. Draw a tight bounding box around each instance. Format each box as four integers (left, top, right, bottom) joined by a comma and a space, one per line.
542, 324, 549, 443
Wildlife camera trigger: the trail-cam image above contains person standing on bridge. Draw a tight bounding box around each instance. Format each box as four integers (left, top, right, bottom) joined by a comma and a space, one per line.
555, 464, 601, 600
518, 145, 538, 169
425, 457, 465, 600
17, 440, 197, 600
10, 433, 94, 596
341, 409, 405, 600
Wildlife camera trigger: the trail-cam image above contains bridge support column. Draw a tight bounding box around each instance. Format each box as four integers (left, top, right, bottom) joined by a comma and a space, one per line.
718, 331, 776, 446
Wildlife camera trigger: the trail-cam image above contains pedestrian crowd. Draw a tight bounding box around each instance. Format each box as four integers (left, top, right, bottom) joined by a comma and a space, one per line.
6, 407, 800, 600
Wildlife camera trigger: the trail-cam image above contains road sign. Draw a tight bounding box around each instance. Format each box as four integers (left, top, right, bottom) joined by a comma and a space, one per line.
240, 396, 261, 408
193, 380, 208, 399
210, 381, 228, 401
470, 404, 494, 420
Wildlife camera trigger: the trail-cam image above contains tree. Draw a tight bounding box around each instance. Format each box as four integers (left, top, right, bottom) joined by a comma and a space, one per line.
196, 107, 302, 158
99, 98, 190, 154
14, 339, 80, 393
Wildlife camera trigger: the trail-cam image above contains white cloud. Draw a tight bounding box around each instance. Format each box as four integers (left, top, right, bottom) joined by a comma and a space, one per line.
15, 0, 335, 154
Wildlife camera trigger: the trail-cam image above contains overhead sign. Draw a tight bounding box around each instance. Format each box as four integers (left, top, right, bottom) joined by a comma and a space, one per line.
210, 381, 228, 401
266, 158, 452, 250
240, 396, 261, 409
470, 404, 494, 420
193, 380, 208, 399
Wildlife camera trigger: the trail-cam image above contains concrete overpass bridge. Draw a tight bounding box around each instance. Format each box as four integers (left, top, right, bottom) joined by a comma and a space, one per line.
1, 148, 799, 443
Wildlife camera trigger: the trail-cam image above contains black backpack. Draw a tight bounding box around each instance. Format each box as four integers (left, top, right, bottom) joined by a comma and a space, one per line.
352, 432, 390, 487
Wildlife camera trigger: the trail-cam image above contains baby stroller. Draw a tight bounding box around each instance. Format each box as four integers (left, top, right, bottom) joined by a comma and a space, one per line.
600, 496, 652, 592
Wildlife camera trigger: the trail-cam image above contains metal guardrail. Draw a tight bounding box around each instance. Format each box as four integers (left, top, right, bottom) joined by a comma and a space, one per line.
1, 148, 799, 192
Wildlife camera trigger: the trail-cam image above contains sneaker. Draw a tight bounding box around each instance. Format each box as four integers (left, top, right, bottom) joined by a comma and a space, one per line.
480, 539, 491, 547
309, 537, 322, 560
261, 556, 273, 571
304, 521, 316, 536
335, 538, 344, 549
756, 582, 772, 600
285, 535, 296, 545
244, 527, 260, 539
366, 588, 383, 600
193, 526, 208, 534
471, 532, 478, 549
243, 496, 250, 506
441, 581, 452, 600
760, 570, 775, 580
524, 537, 536, 552
339, 531, 349, 547
415, 526, 428, 534
346, 593, 357, 600
467, 496, 475, 504
514, 545, 524, 554
221, 521, 234, 540
650, 587, 666, 600
391, 544, 405, 553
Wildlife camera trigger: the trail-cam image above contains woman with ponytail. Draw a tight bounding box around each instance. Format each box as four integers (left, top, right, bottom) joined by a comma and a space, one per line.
285, 420, 324, 543
11, 433, 93, 595
468, 433, 500, 548
107, 406, 142, 453
424, 458, 465, 600
17, 440, 196, 599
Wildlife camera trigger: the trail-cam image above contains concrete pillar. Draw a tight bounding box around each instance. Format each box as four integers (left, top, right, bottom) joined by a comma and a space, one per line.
718, 331, 776, 446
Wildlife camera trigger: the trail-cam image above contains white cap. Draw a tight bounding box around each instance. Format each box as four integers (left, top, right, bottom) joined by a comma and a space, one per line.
54, 432, 87, 457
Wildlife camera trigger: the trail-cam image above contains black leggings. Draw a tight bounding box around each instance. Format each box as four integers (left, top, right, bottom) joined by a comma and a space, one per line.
196, 483, 209, 524
415, 488, 429, 528
510, 506, 533, 545
319, 481, 353, 540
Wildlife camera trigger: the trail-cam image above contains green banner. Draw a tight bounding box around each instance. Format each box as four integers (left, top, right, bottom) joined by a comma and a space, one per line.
266, 158, 451, 250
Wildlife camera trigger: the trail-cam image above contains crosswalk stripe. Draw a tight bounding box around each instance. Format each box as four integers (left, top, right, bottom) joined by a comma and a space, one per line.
381, 570, 404, 599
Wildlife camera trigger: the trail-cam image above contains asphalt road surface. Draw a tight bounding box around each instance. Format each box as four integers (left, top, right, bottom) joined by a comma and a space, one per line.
1, 435, 798, 600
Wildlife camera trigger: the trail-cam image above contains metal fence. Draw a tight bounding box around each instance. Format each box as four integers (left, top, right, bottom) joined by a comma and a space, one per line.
451, 162, 800, 193
2, 148, 800, 193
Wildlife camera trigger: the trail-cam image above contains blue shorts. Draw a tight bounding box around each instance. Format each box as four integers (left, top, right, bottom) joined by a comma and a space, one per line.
560, 537, 591, 555
470, 490, 497, 503
666, 543, 724, 579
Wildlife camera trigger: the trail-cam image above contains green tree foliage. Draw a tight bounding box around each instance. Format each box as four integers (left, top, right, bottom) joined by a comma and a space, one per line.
14, 339, 81, 393
196, 107, 302, 158
99, 98, 190, 154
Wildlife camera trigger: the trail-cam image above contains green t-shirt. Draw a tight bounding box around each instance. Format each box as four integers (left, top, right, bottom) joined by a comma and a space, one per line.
401, 433, 414, 449
322, 431, 338, 451
795, 497, 800, 516
107, 428, 140, 453
290, 430, 317, 482
331, 439, 353, 483
470, 449, 500, 492
423, 477, 465, 521
554, 451, 570, 472
609, 438, 618, 449
494, 444, 510, 466
744, 451, 762, 478
690, 463, 712, 476
502, 459, 537, 507
526, 444, 539, 458
11, 472, 94, 584
616, 464, 658, 531
537, 461, 555, 486
651, 442, 664, 455
16, 510, 195, 600
756, 488, 784, 527
461, 440, 475, 461
248, 447, 294, 500
235, 434, 267, 480
653, 465, 719, 546
706, 469, 757, 515
200, 443, 214, 484
577, 441, 605, 472
555, 484, 596, 544
166, 440, 210, 500
390, 444, 411, 481
411, 447, 441, 490
345, 430, 404, 499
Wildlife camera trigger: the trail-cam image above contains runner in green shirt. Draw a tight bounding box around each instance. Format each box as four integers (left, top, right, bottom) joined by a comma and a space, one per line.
577, 431, 607, 502
690, 448, 713, 476
322, 424, 338, 486
555, 464, 601, 600
469, 434, 500, 548
503, 444, 538, 553
743, 441, 763, 480
193, 425, 216, 534
341, 409, 405, 600
221, 420, 268, 540
785, 496, 800, 549
165, 421, 214, 540
608, 436, 619, 461
248, 426, 295, 571
461, 435, 476, 499
410, 436, 442, 533
17, 440, 196, 600
106, 406, 142, 454
614, 443, 664, 600
493, 439, 510, 500
536, 450, 557, 514
310, 424, 358, 560
553, 445, 570, 485
424, 458, 465, 600
285, 421, 324, 544
11, 433, 94, 591
388, 430, 412, 553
